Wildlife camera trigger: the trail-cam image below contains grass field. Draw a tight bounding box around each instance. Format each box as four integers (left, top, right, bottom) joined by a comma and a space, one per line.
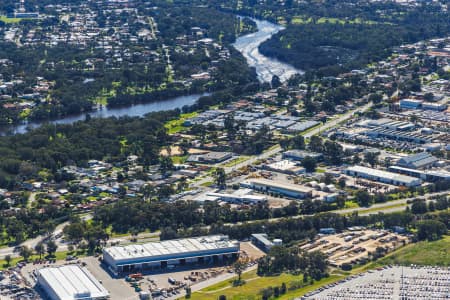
291, 16, 380, 25
0, 249, 87, 270
191, 269, 343, 300
171, 155, 188, 164
365, 235, 450, 268
164, 112, 197, 134
0, 15, 22, 23
222, 156, 250, 168
344, 202, 407, 215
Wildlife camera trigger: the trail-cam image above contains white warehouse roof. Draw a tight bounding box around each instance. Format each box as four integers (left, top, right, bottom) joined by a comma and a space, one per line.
346, 165, 421, 185
242, 178, 313, 193
37, 265, 109, 300
104, 235, 238, 264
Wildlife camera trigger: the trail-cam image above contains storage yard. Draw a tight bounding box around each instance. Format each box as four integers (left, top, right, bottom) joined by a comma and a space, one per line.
301, 229, 409, 267
302, 266, 450, 300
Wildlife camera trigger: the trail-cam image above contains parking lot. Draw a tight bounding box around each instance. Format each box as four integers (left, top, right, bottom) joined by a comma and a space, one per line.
301, 230, 409, 267
302, 265, 450, 300
0, 264, 39, 300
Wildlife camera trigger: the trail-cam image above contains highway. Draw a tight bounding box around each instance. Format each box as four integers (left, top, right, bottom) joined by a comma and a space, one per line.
217, 191, 449, 227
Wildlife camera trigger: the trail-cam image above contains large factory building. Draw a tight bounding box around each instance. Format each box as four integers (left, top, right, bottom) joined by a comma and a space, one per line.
103, 235, 240, 273
37, 265, 109, 300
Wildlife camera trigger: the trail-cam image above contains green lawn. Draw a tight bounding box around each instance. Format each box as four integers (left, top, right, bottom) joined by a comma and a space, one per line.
291, 16, 379, 25
191, 269, 343, 300
200, 181, 213, 187
344, 200, 359, 209
0, 249, 87, 270
317, 17, 346, 24
365, 235, 450, 268
345, 202, 407, 215
171, 155, 188, 164
222, 156, 250, 167
164, 112, 197, 134
291, 16, 312, 24
0, 15, 23, 23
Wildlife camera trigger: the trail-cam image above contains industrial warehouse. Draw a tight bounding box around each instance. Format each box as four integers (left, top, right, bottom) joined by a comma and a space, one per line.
37, 265, 109, 300
241, 178, 313, 199
102, 235, 240, 273
345, 165, 422, 187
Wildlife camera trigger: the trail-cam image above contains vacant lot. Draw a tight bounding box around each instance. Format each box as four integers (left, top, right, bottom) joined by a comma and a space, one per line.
373, 235, 450, 267
240, 242, 266, 260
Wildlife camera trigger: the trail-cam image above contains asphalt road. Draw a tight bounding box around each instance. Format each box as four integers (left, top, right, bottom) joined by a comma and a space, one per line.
219, 191, 449, 227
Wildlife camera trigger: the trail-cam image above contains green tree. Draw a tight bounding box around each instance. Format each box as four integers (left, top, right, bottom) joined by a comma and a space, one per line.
19, 246, 33, 262
159, 156, 174, 173
280, 282, 287, 294
274, 286, 280, 297
291, 135, 305, 149
355, 190, 372, 207
4, 254, 12, 267
63, 222, 85, 245
411, 200, 428, 214
423, 92, 434, 101
364, 152, 379, 168
34, 242, 45, 259
214, 168, 227, 189
233, 258, 247, 283
323, 141, 343, 165
309, 136, 323, 152
185, 286, 191, 299
338, 177, 346, 189
302, 156, 317, 173
271, 75, 281, 88
368, 93, 383, 104
46, 240, 58, 257
416, 220, 447, 241
224, 114, 236, 137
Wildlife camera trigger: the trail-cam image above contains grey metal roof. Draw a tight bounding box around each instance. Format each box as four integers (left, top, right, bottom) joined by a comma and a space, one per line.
251, 233, 273, 247
104, 235, 238, 263
38, 265, 109, 300
397, 152, 437, 168
346, 165, 420, 184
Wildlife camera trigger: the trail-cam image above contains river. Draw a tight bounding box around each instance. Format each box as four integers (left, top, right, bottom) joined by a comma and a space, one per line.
0, 93, 206, 135
1, 18, 300, 135
233, 18, 303, 83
